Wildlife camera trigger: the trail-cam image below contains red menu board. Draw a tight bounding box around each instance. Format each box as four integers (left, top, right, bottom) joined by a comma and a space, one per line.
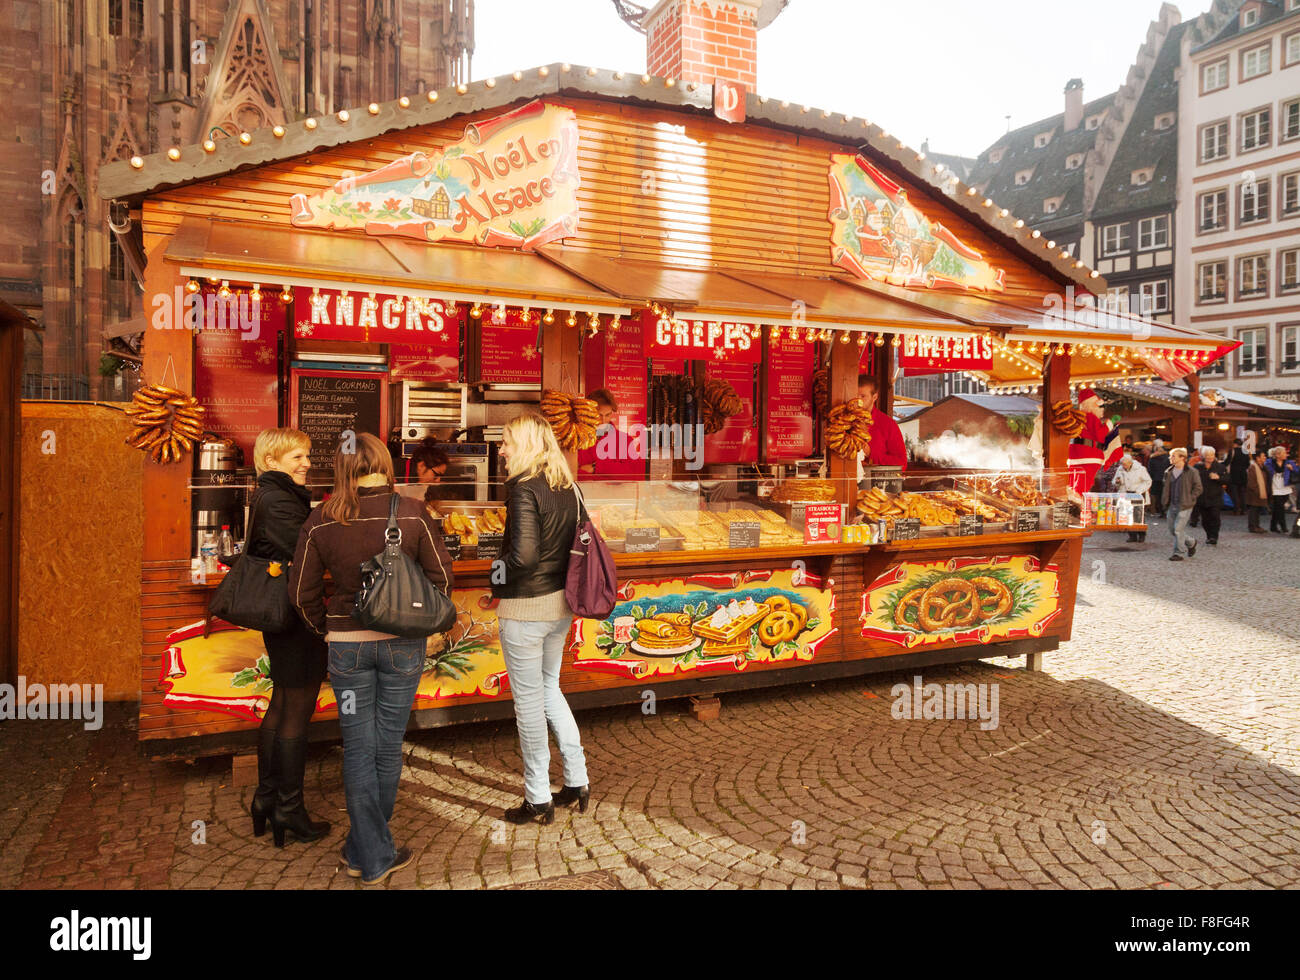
704, 360, 757, 464
194, 289, 285, 461
584, 316, 647, 427
293, 288, 460, 347
765, 333, 815, 461
478, 310, 542, 384
388, 342, 460, 383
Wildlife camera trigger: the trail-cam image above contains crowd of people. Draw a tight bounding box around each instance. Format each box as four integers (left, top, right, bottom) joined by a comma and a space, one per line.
242, 416, 592, 885
1095, 436, 1300, 559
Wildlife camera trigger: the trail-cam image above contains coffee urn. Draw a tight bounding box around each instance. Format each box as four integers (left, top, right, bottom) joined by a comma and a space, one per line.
192, 438, 245, 555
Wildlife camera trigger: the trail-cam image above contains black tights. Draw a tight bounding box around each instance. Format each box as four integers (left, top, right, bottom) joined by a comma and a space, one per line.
261, 683, 319, 740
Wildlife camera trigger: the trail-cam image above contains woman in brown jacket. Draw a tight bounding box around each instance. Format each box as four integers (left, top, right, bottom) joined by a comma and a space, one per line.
289, 432, 453, 884
1245, 449, 1269, 533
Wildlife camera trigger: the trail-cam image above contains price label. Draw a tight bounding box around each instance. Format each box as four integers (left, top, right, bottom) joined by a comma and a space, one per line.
1016, 511, 1042, 533
891, 518, 921, 541
1052, 501, 1072, 530
728, 521, 761, 549
958, 515, 983, 537
804, 503, 842, 544
476, 532, 504, 561
443, 534, 461, 561
625, 527, 661, 552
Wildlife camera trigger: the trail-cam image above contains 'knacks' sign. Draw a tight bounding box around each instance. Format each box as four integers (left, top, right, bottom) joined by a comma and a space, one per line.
289, 100, 580, 250
828, 154, 1005, 292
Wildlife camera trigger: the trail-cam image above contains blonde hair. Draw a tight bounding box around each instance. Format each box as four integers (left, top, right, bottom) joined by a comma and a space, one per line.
502, 413, 574, 490
1170, 448, 1188, 462
1269, 446, 1286, 460
320, 432, 394, 524
253, 428, 311, 476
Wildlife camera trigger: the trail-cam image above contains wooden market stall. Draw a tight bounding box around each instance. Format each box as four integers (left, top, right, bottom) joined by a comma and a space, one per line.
97, 64, 1235, 755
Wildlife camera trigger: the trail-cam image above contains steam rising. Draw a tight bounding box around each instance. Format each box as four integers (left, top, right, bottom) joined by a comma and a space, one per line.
913, 432, 1040, 471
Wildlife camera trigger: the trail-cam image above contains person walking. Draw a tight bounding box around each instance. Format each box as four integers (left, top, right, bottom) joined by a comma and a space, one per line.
1111, 453, 1151, 543
493, 414, 591, 825
1245, 449, 1269, 533
245, 428, 330, 846
1195, 446, 1227, 546
1160, 448, 1202, 561
1263, 446, 1298, 533
1225, 439, 1249, 515
1146, 440, 1170, 518
289, 432, 453, 884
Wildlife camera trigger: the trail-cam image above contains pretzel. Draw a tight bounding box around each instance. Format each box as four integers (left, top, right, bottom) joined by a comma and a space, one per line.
918, 578, 979, 631
757, 610, 802, 646
894, 588, 925, 629
970, 576, 1013, 620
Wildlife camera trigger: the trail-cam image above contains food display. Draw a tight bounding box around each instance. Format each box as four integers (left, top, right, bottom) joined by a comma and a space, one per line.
440, 507, 507, 546
825, 397, 873, 460
965, 474, 1053, 508
771, 479, 837, 503
541, 389, 600, 451
124, 383, 206, 464
856, 487, 959, 527
1049, 400, 1086, 438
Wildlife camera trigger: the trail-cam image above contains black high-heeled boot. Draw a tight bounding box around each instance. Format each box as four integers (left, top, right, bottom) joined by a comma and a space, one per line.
269, 736, 330, 847
504, 799, 555, 825
250, 723, 277, 837
551, 785, 590, 813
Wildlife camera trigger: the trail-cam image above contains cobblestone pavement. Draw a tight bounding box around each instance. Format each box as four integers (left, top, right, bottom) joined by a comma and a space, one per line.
3, 513, 1298, 890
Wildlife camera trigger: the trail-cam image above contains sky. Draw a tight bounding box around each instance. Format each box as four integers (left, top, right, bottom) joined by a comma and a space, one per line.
472, 0, 1206, 159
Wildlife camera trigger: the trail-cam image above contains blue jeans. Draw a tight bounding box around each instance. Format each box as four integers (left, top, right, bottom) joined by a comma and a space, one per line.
498, 617, 589, 804
328, 637, 426, 880
1170, 507, 1194, 557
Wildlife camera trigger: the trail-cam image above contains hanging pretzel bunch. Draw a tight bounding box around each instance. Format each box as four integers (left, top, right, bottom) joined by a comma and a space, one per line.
124, 383, 206, 464
698, 378, 743, 434
540, 389, 600, 451
825, 397, 874, 459
1050, 399, 1086, 437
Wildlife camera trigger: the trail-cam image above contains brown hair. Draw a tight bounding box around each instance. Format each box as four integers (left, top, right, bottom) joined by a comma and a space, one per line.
588, 388, 618, 412
321, 431, 394, 524
857, 374, 879, 395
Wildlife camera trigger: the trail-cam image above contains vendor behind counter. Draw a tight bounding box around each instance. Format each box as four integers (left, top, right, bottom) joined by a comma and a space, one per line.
855, 374, 908, 479
577, 388, 648, 482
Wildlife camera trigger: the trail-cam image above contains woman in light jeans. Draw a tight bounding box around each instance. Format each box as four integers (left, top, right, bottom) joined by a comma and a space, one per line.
493, 414, 591, 824
290, 433, 453, 883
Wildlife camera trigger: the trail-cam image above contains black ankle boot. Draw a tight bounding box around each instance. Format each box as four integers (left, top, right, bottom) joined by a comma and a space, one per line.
269, 736, 330, 847
552, 785, 590, 813
250, 723, 277, 837
504, 799, 555, 825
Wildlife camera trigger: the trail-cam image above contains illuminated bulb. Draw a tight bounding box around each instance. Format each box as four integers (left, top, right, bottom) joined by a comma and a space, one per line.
337, 110, 350, 123
280, 286, 293, 302
485, 77, 497, 87
368, 103, 379, 115
561, 63, 571, 72
874, 335, 884, 347
1031, 230, 1041, 239
218, 281, 232, 298
311, 287, 320, 298
129, 156, 144, 169
566, 311, 577, 327
203, 140, 216, 153
273, 125, 285, 138
839, 331, 850, 344
250, 284, 262, 302
750, 325, 761, 339
539, 66, 550, 77
456, 84, 468, 94
543, 309, 554, 324
493, 305, 507, 324
641, 74, 651, 85
239, 132, 252, 144
1055, 345, 1065, 356
857, 334, 868, 347
513, 71, 524, 81
771, 326, 781, 339
967, 187, 978, 196
614, 71, 624, 80
666, 78, 676, 87
983, 198, 993, 207
1014, 219, 1024, 228
1028, 343, 1039, 353
166, 148, 181, 161
398, 96, 410, 108
470, 304, 482, 318
891, 335, 901, 347
184, 279, 200, 294
1047, 240, 1056, 249
305, 118, 318, 130
999, 209, 1009, 217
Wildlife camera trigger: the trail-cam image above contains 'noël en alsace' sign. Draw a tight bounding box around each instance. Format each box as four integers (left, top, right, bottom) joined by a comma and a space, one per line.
828, 154, 1005, 292
289, 100, 579, 249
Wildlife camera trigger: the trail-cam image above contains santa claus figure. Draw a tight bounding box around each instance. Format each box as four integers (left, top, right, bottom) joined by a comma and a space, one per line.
1067, 387, 1122, 500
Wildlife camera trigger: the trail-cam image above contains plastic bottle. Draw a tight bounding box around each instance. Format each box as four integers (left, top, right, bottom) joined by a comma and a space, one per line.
217, 525, 236, 568
1116, 496, 1133, 527
200, 531, 219, 574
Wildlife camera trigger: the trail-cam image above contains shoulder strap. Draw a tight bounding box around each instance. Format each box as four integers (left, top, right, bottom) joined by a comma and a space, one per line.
386, 491, 402, 544
244, 488, 262, 547
572, 482, 588, 529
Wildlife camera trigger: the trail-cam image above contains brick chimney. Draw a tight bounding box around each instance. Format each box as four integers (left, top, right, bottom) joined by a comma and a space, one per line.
644, 0, 761, 90
1064, 78, 1084, 131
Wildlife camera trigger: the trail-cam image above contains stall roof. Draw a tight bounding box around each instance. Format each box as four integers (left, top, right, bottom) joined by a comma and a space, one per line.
97, 62, 1099, 293
1101, 381, 1300, 417
166, 217, 631, 311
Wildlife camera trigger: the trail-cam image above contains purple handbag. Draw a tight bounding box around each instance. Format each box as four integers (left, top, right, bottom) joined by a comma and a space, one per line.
565, 484, 618, 619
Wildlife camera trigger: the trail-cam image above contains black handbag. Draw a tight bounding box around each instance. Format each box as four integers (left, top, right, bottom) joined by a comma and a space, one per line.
208, 490, 297, 633
354, 493, 456, 638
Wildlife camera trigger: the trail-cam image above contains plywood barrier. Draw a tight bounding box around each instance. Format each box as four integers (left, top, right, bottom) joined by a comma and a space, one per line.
20, 402, 143, 700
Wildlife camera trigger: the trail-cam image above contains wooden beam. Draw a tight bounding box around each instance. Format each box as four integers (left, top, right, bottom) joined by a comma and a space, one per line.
0, 302, 26, 688
1042, 350, 1071, 470
828, 333, 861, 506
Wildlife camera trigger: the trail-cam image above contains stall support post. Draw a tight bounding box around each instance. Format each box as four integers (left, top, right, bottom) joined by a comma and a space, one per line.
828, 330, 862, 506
542, 314, 583, 468
1187, 372, 1201, 446
140, 246, 194, 565
1042, 350, 1071, 470
0, 303, 24, 688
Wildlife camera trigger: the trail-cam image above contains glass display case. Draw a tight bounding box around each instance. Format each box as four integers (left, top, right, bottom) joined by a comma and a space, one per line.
849, 469, 1076, 537
1081, 492, 1145, 529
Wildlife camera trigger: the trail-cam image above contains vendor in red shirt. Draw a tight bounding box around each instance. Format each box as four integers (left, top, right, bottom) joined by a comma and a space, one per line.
855, 374, 908, 476
577, 388, 647, 481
